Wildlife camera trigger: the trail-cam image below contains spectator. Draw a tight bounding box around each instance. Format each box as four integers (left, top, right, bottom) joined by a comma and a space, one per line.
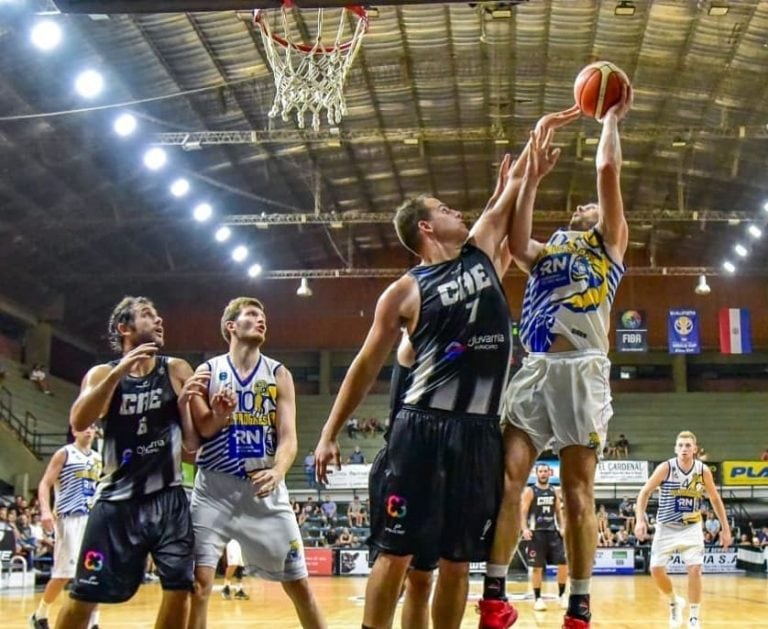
697, 445, 709, 462
614, 527, 630, 545
596, 504, 610, 537
347, 495, 365, 527
29, 363, 53, 395
303, 450, 316, 488
704, 512, 721, 543
14, 511, 37, 566
291, 499, 301, 521
347, 445, 365, 464
337, 527, 356, 549
758, 526, 768, 548
323, 526, 339, 548
320, 496, 338, 524
619, 495, 636, 532
346, 417, 360, 439
760, 447, 768, 462
615, 434, 630, 458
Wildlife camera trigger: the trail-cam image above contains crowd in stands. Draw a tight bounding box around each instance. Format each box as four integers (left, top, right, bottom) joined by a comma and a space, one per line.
0, 494, 53, 572
345, 416, 386, 439
292, 495, 370, 549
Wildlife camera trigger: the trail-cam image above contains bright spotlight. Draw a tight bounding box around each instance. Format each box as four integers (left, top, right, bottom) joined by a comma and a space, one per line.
75, 69, 104, 98
247, 263, 263, 278
31, 20, 62, 51
232, 245, 248, 263
722, 260, 736, 273
143, 147, 167, 171
763, 201, 768, 213
748, 224, 762, 239
113, 113, 137, 137
193, 203, 212, 222
734, 243, 748, 258
169, 178, 190, 197
214, 226, 231, 242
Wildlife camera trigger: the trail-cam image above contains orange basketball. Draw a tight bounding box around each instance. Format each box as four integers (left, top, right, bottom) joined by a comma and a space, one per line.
573, 61, 629, 119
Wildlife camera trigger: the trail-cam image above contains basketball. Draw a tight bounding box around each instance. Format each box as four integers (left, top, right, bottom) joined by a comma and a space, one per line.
573, 61, 629, 119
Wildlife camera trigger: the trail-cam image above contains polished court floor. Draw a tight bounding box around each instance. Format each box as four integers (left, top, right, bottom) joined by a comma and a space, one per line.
2, 574, 766, 627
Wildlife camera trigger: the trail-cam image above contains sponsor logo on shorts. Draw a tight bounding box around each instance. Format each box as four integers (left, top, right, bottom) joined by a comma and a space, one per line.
83, 550, 104, 571
386, 495, 407, 519
588, 432, 601, 450
285, 539, 302, 562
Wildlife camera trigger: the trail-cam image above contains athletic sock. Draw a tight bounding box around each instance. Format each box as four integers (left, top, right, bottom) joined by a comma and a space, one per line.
35, 600, 50, 619
558, 582, 566, 596
567, 593, 591, 621
483, 563, 508, 600
533, 587, 541, 600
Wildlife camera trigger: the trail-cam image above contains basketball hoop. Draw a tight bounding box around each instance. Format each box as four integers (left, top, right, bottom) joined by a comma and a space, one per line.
253, 2, 369, 131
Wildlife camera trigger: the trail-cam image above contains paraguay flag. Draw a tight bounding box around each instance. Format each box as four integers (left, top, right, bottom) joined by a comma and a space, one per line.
719, 308, 752, 354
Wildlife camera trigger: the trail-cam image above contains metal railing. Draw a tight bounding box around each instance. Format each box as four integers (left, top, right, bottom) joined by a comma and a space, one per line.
0, 385, 67, 459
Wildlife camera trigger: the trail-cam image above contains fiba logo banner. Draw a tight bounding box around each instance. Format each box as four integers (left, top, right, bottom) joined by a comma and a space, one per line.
615, 309, 647, 352
667, 309, 701, 354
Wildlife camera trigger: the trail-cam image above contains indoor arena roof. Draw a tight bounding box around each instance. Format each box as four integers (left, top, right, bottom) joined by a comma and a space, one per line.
2, 1, 768, 343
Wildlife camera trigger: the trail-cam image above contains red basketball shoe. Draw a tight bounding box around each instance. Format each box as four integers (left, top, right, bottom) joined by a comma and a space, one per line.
477, 598, 518, 629
562, 615, 591, 628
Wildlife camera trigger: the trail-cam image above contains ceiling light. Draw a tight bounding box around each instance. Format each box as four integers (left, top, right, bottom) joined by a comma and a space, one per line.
75, 69, 104, 98
490, 8, 512, 18
747, 224, 762, 239
366, 7, 379, 18
296, 277, 313, 297
170, 178, 190, 197
734, 243, 748, 257
143, 147, 167, 171
330, 221, 344, 229
232, 245, 248, 263
708, 4, 729, 16
214, 226, 231, 242
694, 275, 711, 296
672, 137, 687, 147
403, 138, 419, 145
722, 260, 736, 273
584, 137, 599, 145
247, 263, 262, 278
614, 1, 636, 16
193, 203, 212, 222
113, 113, 137, 137
181, 135, 203, 151
763, 201, 768, 213
30, 20, 62, 51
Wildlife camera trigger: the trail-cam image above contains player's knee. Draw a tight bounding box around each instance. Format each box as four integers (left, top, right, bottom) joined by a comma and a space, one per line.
192, 573, 215, 598
437, 560, 469, 581
406, 570, 433, 597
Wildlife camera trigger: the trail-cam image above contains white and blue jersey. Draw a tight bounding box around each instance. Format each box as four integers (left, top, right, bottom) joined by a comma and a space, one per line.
196, 353, 282, 478
520, 227, 624, 353
656, 458, 706, 526
55, 444, 102, 517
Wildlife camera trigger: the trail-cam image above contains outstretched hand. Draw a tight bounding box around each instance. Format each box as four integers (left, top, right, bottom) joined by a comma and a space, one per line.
524, 124, 561, 182
601, 80, 633, 122
535, 104, 581, 136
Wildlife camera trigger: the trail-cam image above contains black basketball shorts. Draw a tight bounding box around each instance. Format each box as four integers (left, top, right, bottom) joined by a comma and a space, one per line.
70, 485, 194, 603
368, 406, 504, 564
526, 529, 566, 568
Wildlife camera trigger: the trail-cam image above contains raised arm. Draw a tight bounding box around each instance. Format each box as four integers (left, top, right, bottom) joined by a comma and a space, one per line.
250, 365, 297, 498
596, 81, 632, 263
702, 465, 732, 548
70, 343, 159, 431
314, 276, 416, 484
634, 461, 668, 541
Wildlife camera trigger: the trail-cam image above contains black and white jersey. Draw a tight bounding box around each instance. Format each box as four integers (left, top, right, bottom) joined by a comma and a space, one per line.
403, 244, 513, 418
529, 485, 558, 531
96, 356, 183, 501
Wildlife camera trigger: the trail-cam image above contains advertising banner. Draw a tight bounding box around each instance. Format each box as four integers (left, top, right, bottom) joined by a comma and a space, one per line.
595, 460, 649, 484
591, 548, 635, 575
722, 461, 768, 486
324, 464, 371, 489
304, 548, 334, 576
736, 546, 767, 573
666, 548, 742, 574
616, 309, 648, 352
338, 549, 371, 575
668, 309, 700, 354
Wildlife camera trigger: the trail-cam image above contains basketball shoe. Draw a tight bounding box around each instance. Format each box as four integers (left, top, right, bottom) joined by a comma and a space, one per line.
669, 595, 685, 628
562, 616, 590, 628
29, 615, 49, 629
477, 598, 518, 629
221, 584, 232, 600
533, 597, 547, 611
234, 588, 250, 600
687, 617, 700, 628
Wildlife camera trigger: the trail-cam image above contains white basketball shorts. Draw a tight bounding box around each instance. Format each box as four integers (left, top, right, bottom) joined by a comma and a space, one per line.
650, 522, 705, 568
52, 514, 89, 579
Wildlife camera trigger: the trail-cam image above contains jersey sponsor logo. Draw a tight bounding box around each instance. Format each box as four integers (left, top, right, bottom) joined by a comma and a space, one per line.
386, 494, 407, 519
83, 550, 104, 571
136, 439, 166, 456
119, 388, 163, 415
467, 333, 505, 350
436, 263, 492, 306
228, 425, 264, 459
121, 448, 133, 464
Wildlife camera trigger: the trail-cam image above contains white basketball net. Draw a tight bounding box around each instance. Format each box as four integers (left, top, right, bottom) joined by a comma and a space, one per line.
253, 5, 368, 131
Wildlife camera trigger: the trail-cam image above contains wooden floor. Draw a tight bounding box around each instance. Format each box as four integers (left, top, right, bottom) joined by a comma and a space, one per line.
2, 574, 766, 627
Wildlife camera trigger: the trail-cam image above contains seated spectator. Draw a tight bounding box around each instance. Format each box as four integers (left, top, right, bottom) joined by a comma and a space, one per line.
760, 447, 768, 462
619, 496, 635, 532
29, 363, 53, 395
697, 445, 709, 462
337, 527, 355, 548
346, 417, 360, 439
291, 499, 301, 521
13, 511, 37, 566
598, 529, 615, 547
614, 434, 630, 458
758, 526, 768, 548
614, 526, 630, 545
347, 446, 365, 464
323, 526, 339, 548
347, 495, 365, 527
704, 511, 721, 543
320, 496, 338, 524
299, 497, 319, 527
596, 504, 610, 536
